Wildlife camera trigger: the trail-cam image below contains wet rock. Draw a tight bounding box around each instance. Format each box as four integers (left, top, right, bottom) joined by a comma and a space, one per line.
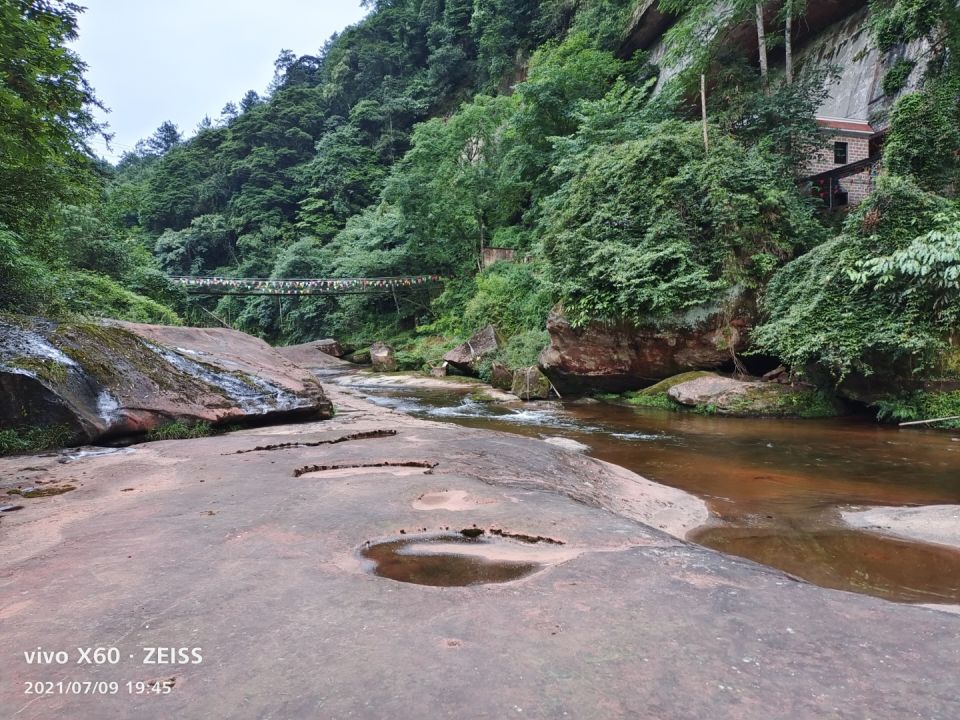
443, 325, 501, 375
489, 361, 514, 391
0, 317, 333, 447
667, 375, 840, 418
370, 342, 397, 373
539, 297, 754, 393
512, 366, 552, 401
543, 437, 590, 453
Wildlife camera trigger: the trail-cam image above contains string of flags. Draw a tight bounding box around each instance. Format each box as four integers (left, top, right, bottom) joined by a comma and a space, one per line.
168, 275, 444, 295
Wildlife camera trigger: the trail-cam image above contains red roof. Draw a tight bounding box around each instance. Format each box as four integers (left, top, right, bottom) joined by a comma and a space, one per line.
816, 117, 875, 135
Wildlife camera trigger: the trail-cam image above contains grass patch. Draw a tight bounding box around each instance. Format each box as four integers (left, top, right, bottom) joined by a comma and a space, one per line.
0, 425, 74, 456
145, 420, 213, 441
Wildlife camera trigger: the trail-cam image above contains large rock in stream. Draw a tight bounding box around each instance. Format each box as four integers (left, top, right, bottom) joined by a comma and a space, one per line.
443, 325, 501, 375
0, 318, 333, 445
666, 374, 841, 418
539, 298, 753, 393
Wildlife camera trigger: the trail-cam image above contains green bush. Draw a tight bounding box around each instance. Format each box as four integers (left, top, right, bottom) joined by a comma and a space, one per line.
753, 176, 957, 380
882, 59, 916, 97
875, 390, 960, 430
463, 263, 553, 337
542, 121, 822, 325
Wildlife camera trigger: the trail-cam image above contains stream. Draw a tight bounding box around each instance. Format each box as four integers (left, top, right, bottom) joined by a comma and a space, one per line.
347, 380, 960, 606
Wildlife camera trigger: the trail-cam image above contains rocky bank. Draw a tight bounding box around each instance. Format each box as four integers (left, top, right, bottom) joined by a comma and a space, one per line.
0, 318, 333, 446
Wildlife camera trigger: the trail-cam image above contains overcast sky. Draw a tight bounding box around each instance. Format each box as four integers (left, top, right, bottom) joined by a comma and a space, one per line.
72, 1, 369, 161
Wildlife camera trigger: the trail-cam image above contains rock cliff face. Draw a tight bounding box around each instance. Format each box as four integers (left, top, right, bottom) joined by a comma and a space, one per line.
539, 301, 752, 393
0, 318, 333, 446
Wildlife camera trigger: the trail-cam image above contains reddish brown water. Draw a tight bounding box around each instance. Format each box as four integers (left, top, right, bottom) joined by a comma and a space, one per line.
360, 386, 960, 604
361, 533, 542, 586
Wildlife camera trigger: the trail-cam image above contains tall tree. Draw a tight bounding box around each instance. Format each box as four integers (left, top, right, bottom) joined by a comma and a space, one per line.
755, 2, 769, 92
0, 0, 105, 235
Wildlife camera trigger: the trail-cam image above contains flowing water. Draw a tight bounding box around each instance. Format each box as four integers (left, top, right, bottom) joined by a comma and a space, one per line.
353, 383, 960, 605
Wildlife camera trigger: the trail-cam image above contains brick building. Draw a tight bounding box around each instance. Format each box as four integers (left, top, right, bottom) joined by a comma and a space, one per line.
805, 117, 881, 210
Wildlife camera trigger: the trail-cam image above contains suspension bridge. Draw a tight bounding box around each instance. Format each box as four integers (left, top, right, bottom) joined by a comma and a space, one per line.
169, 275, 444, 296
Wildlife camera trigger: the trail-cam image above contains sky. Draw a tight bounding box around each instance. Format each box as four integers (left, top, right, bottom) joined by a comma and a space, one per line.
71, 0, 369, 161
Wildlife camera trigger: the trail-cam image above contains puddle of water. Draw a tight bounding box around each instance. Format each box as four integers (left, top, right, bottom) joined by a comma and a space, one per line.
358, 385, 960, 604
361, 533, 544, 587
693, 526, 960, 604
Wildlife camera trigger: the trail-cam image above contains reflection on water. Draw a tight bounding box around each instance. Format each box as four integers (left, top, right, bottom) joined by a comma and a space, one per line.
359, 385, 960, 604
361, 533, 541, 587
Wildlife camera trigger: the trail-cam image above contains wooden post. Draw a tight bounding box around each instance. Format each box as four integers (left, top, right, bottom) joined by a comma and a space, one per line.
700, 74, 709, 153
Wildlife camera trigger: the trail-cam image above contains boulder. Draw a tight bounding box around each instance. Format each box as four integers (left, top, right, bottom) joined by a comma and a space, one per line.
370, 342, 397, 372
489, 361, 514, 391
276, 341, 351, 370
0, 317, 333, 447
667, 375, 840, 418
539, 297, 754, 394
512, 366, 552, 401
344, 349, 371, 365
314, 338, 345, 357
430, 362, 449, 378
443, 325, 501, 375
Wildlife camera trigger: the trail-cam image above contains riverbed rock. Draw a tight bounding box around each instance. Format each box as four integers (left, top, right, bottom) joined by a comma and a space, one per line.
667, 374, 840, 417
512, 366, 552, 400
443, 325, 501, 375
843, 505, 960, 550
1, 386, 958, 720
0, 317, 333, 447
276, 340, 352, 370
489, 361, 514, 391
369, 342, 397, 372
539, 299, 753, 394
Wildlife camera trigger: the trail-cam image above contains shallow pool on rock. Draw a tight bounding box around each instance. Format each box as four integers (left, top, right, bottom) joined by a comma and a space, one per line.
361, 533, 545, 587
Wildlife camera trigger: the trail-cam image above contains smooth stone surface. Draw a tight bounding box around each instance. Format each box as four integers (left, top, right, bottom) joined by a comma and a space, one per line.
0, 386, 957, 720
843, 505, 960, 550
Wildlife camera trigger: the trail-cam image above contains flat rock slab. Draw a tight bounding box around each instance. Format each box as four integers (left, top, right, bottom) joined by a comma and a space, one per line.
844, 504, 960, 550
0, 389, 958, 719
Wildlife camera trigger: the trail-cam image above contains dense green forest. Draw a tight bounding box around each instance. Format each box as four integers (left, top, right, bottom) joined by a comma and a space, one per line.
2, 0, 959, 420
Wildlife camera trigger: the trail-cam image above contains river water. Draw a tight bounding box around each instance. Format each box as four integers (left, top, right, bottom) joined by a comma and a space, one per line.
352, 383, 960, 605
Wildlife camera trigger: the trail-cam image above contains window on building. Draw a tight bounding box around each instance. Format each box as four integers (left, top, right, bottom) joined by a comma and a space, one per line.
834, 141, 848, 165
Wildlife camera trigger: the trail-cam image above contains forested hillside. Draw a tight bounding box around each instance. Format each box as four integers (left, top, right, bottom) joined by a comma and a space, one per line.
2, 0, 959, 420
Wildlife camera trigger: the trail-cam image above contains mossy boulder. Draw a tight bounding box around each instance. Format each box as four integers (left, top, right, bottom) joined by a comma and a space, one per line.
490, 361, 514, 391
667, 375, 842, 418
512, 366, 552, 401
370, 342, 397, 372
0, 317, 333, 452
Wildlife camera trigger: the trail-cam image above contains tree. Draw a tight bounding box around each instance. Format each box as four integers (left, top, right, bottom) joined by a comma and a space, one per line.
240, 90, 262, 113
136, 121, 183, 156
0, 0, 105, 235
755, 3, 768, 92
